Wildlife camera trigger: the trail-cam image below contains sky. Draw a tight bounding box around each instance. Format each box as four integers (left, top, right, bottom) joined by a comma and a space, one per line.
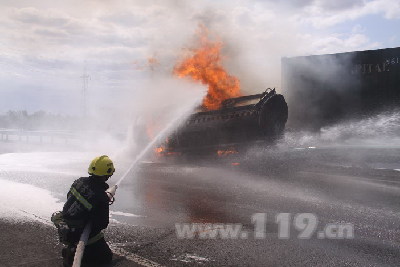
0, 0, 399, 115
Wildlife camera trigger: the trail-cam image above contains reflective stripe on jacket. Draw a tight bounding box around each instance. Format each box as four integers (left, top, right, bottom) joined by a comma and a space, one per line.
62, 176, 110, 240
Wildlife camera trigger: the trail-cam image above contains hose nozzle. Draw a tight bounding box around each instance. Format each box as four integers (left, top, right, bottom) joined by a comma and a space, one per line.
106, 184, 118, 205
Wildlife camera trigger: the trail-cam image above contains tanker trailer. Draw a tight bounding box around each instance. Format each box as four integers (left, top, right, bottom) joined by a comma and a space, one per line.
163, 88, 288, 154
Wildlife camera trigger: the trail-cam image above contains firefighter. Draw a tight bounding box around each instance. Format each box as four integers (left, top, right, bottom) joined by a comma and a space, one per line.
54, 155, 116, 267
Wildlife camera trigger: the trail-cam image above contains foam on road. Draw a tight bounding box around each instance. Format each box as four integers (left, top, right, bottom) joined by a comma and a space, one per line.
0, 178, 63, 225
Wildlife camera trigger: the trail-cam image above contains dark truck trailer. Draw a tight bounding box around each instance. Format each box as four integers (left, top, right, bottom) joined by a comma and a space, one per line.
163, 89, 288, 153
282, 47, 400, 130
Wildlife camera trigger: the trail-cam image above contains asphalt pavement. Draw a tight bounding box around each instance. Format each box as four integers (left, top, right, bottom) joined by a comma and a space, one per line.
1, 145, 400, 266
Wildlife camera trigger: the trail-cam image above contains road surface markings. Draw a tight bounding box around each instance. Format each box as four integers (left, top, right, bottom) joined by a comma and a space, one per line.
111, 246, 164, 267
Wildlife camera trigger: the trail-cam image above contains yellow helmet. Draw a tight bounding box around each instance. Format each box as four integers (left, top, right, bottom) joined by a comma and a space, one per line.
88, 155, 115, 177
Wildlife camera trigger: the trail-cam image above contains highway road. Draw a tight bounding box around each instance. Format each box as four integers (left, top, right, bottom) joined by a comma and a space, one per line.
0, 144, 399, 266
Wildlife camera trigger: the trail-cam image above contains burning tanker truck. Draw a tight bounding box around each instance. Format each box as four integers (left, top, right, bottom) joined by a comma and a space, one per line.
149, 26, 289, 155
160, 88, 288, 155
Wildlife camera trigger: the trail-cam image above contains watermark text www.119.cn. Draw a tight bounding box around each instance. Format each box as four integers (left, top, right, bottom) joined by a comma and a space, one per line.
175, 213, 354, 240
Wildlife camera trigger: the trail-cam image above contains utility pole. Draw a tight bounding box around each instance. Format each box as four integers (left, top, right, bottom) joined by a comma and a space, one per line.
80, 66, 90, 118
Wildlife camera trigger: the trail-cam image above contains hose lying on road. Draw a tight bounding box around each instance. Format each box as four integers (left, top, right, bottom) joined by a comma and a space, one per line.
72, 222, 92, 267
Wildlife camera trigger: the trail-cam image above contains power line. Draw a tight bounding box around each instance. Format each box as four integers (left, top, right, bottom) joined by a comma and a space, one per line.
80, 66, 90, 117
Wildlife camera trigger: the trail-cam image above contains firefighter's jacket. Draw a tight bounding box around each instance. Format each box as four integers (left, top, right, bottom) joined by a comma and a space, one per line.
62, 176, 110, 240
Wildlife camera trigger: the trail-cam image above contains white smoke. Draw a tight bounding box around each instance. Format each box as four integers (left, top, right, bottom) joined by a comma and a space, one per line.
0, 0, 386, 114
281, 109, 400, 148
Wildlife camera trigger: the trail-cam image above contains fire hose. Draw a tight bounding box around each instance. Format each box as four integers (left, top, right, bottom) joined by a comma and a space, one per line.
71, 185, 118, 267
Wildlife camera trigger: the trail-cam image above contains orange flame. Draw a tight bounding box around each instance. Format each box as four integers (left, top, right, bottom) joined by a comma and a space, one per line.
155, 146, 164, 154
217, 148, 238, 156
174, 25, 241, 110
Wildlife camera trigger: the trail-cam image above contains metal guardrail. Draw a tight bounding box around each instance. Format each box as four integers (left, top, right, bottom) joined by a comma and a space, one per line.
0, 129, 79, 144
